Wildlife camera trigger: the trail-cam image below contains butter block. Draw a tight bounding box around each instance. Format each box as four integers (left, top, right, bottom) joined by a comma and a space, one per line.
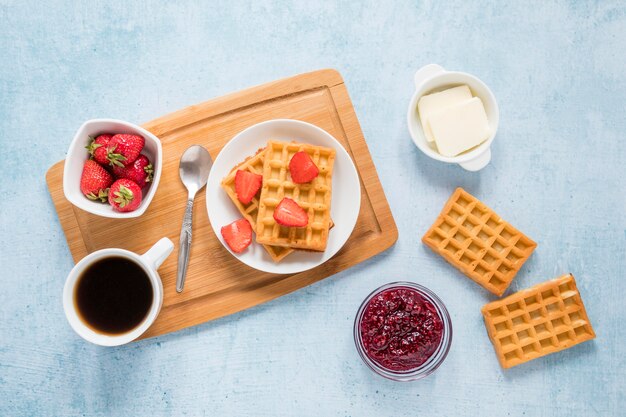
417, 85, 472, 142
428, 97, 490, 157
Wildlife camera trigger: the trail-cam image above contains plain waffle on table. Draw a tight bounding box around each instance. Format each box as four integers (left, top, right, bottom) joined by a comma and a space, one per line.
422, 188, 536, 296
481, 273, 595, 368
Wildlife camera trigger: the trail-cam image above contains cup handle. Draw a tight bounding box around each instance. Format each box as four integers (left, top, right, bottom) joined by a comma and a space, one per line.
414, 64, 446, 89
141, 237, 174, 270
459, 148, 491, 171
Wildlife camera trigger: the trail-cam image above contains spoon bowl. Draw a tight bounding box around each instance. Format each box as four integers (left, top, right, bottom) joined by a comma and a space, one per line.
179, 145, 213, 197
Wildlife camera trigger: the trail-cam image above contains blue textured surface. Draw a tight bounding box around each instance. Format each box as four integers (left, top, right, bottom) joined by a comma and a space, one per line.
1, 1, 625, 416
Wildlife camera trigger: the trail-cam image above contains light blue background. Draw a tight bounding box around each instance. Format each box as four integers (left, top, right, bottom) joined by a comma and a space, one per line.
1, 1, 624, 416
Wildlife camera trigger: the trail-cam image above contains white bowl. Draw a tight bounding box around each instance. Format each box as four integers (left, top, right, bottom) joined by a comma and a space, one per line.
407, 64, 500, 171
63, 119, 163, 218
206, 119, 361, 274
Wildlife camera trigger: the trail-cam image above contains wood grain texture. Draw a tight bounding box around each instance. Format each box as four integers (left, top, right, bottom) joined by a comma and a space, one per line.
45, 69, 397, 339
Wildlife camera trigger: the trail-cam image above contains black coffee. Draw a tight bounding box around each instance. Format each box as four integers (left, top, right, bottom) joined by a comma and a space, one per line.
74, 256, 153, 335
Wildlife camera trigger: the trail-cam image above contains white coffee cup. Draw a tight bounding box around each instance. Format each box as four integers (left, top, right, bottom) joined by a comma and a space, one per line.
407, 64, 500, 171
62, 237, 174, 346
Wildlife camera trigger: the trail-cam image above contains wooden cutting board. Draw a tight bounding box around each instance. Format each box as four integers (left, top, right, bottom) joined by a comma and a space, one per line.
46, 69, 397, 339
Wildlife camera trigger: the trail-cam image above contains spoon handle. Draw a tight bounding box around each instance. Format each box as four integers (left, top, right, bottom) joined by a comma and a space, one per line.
176, 198, 194, 293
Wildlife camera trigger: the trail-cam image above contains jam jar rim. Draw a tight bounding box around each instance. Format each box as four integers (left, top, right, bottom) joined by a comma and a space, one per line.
353, 281, 453, 382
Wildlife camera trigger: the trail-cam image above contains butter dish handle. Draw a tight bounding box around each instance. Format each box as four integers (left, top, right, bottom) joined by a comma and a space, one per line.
459, 148, 491, 172
414, 64, 445, 89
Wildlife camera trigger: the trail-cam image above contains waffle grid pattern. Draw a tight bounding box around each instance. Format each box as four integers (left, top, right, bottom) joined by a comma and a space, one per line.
422, 188, 537, 295
221, 148, 293, 262
256, 141, 335, 251
481, 274, 595, 368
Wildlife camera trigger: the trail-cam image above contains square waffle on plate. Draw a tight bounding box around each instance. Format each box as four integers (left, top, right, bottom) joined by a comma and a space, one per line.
422, 188, 537, 295
481, 273, 595, 368
221, 148, 293, 263
255, 140, 336, 251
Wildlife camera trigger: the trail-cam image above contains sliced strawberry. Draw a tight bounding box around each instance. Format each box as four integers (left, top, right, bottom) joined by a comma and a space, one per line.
273, 198, 308, 227
289, 151, 319, 183
221, 218, 253, 253
235, 170, 263, 204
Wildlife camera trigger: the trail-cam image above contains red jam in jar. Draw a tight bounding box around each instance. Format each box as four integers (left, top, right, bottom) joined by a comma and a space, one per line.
359, 286, 444, 372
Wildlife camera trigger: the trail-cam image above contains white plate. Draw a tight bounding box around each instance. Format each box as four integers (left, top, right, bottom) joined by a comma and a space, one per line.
206, 119, 361, 274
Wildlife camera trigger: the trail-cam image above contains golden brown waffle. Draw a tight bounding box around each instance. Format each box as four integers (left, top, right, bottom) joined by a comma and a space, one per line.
221, 148, 293, 262
256, 141, 335, 251
481, 274, 595, 368
422, 188, 536, 295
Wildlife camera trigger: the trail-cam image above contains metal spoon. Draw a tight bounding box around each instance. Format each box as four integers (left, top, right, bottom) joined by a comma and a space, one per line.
176, 145, 212, 293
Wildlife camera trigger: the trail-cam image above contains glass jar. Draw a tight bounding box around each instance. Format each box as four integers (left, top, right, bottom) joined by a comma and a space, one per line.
353, 281, 452, 381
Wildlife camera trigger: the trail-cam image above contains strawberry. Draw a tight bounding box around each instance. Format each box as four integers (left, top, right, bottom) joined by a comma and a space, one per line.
235, 170, 263, 204
108, 179, 142, 212
273, 198, 308, 227
85, 134, 113, 165
112, 154, 153, 188
106, 134, 145, 167
80, 160, 113, 202
221, 218, 253, 253
289, 151, 319, 183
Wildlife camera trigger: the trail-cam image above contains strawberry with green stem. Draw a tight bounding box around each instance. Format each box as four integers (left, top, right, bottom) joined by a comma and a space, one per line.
108, 178, 143, 212
112, 154, 153, 188
85, 134, 113, 165
106, 134, 145, 167
80, 160, 113, 202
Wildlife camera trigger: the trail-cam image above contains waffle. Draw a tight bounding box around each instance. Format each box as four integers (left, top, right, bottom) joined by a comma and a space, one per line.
481, 273, 595, 368
255, 141, 335, 251
422, 188, 537, 295
221, 148, 293, 262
